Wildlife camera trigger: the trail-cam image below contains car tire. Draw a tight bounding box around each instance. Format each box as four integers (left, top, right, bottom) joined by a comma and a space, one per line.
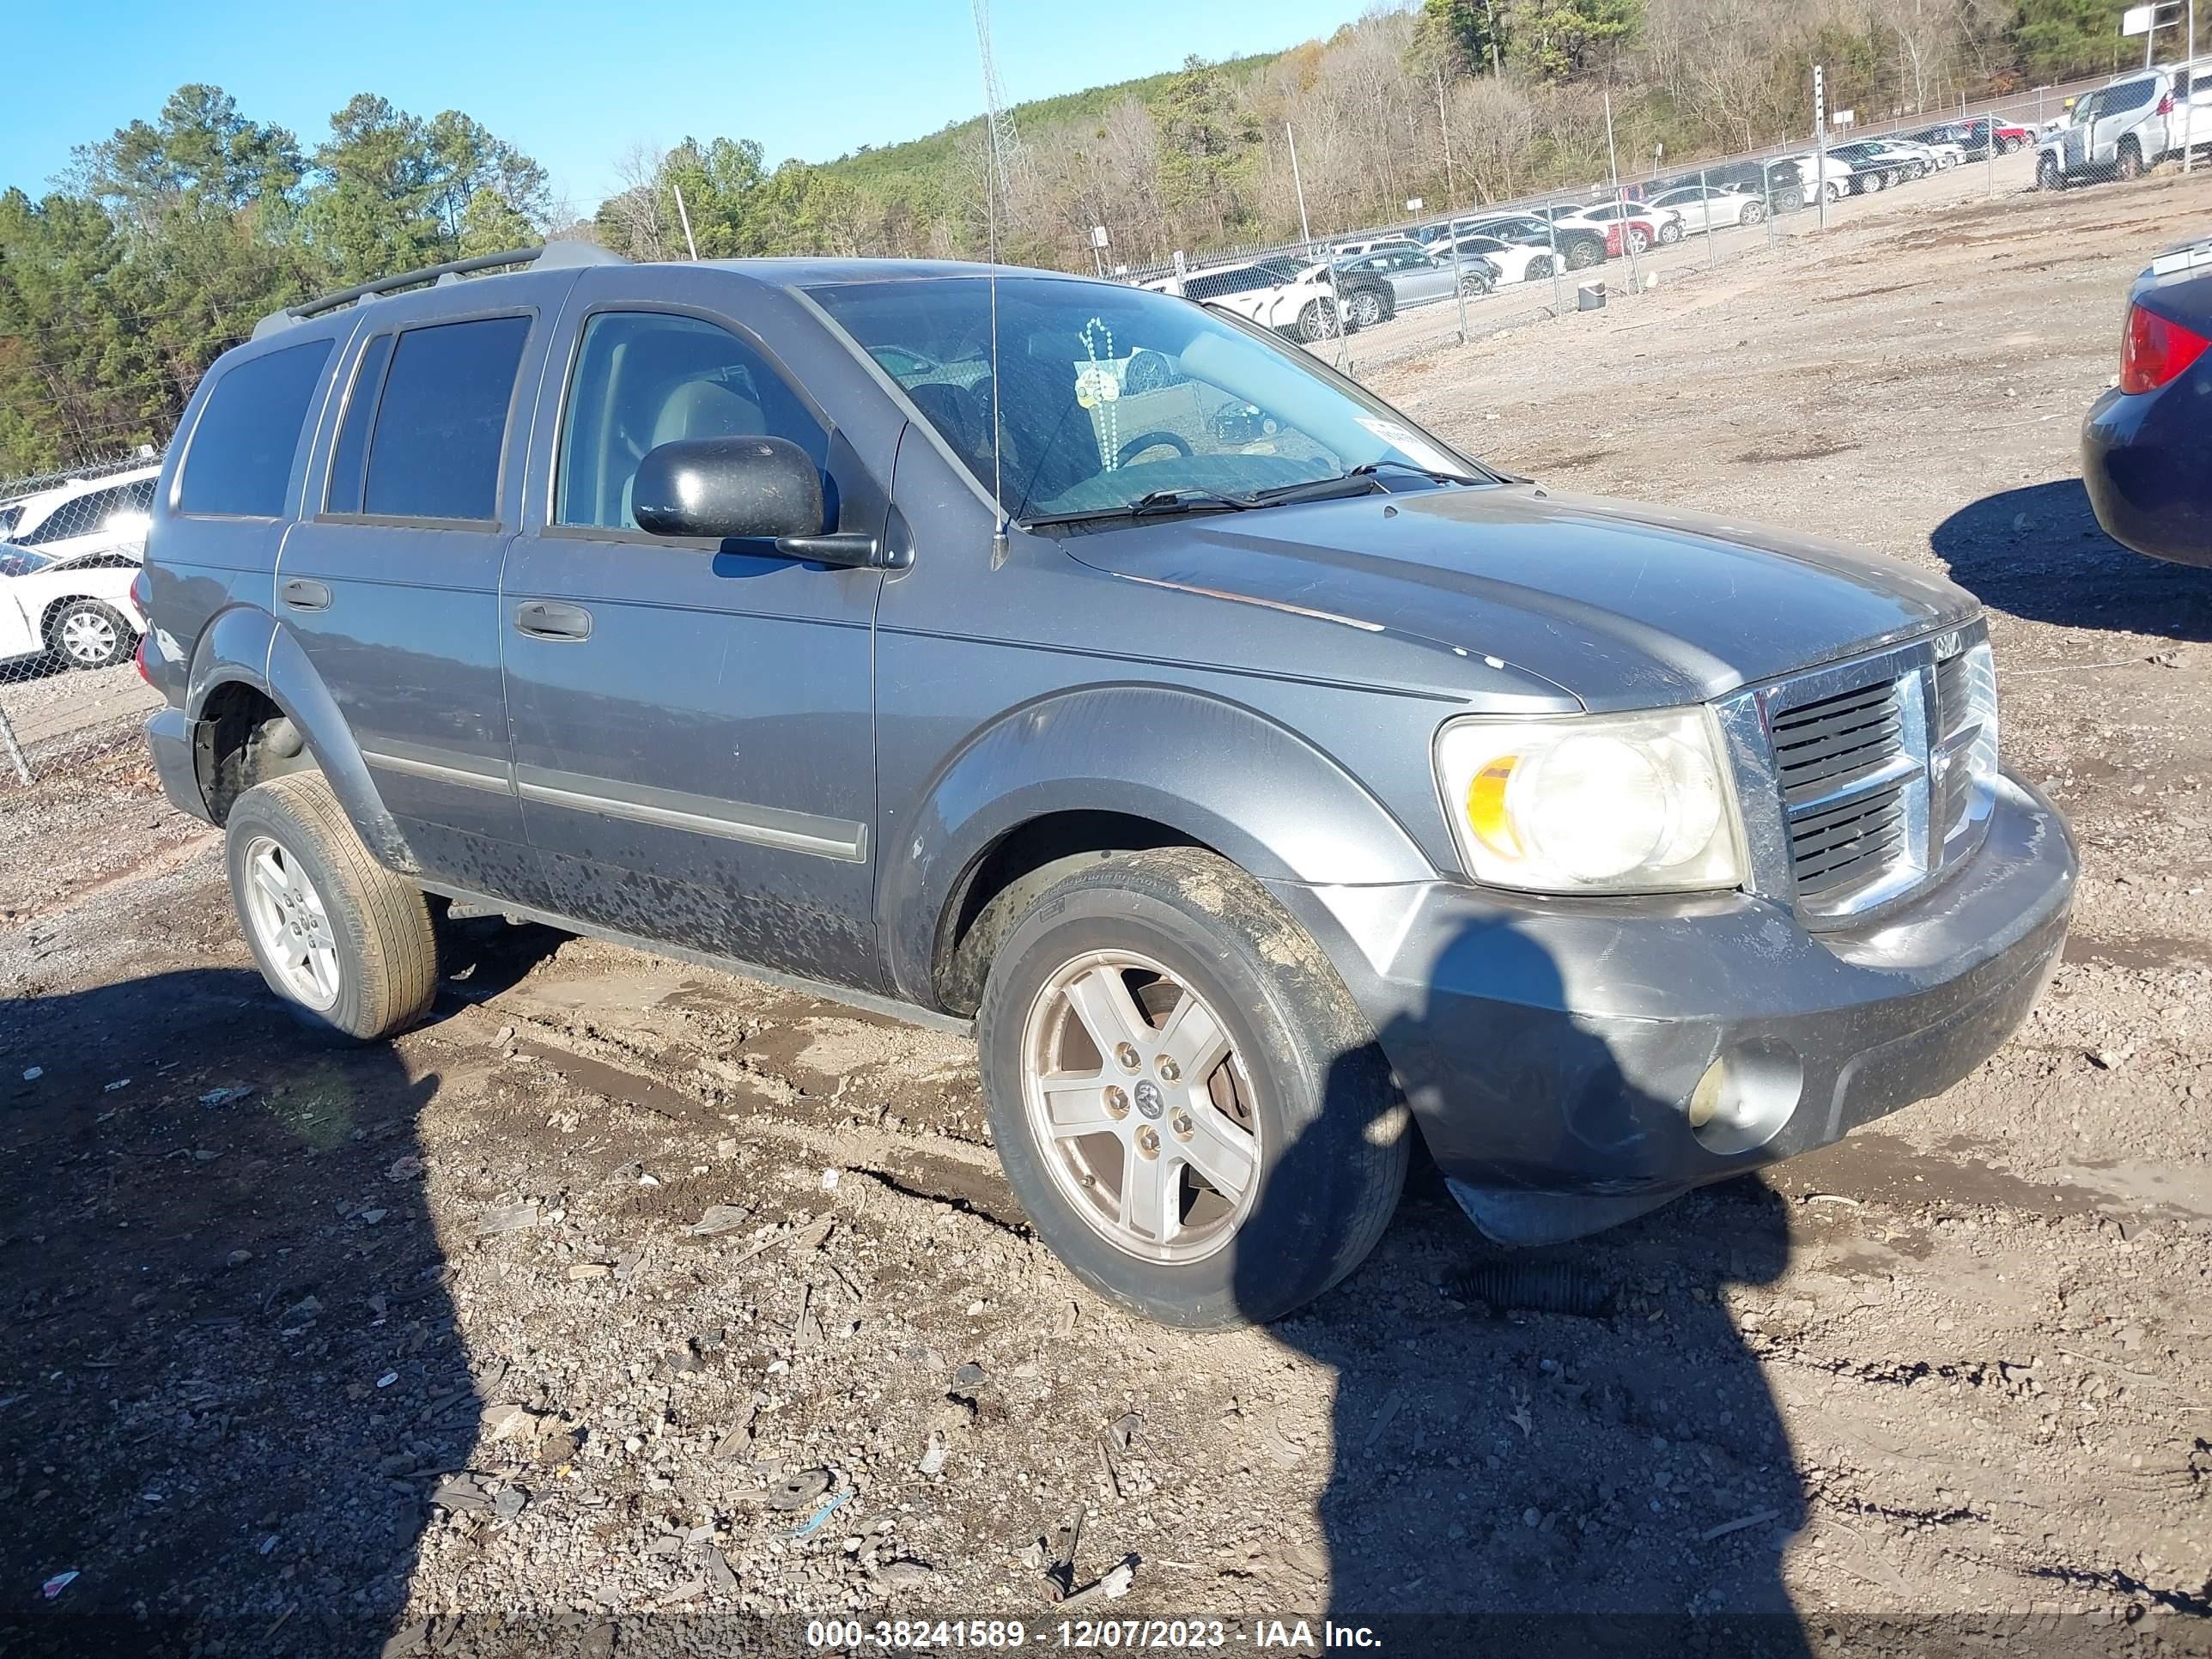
1528, 255, 1555, 281
1458, 270, 1494, 297
1627, 227, 1651, 253
2118, 141, 2143, 181
975, 848, 1410, 1329
46, 599, 133, 671
1824, 180, 1843, 204
1565, 240, 1601, 270
225, 772, 441, 1043
2002, 136, 2022, 155
1347, 289, 1383, 328
1741, 202, 1766, 226
1658, 219, 1683, 244
2037, 152, 2062, 190
1865, 170, 1887, 193
1296, 298, 1339, 343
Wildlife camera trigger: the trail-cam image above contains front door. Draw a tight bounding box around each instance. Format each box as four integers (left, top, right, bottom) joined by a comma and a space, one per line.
501, 268, 888, 988
275, 277, 570, 895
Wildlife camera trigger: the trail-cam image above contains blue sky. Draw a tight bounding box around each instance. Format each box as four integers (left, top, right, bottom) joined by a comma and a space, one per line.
7, 0, 1369, 213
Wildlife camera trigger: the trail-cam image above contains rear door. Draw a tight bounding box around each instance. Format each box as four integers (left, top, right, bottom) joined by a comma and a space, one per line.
275, 275, 571, 895
499, 265, 890, 988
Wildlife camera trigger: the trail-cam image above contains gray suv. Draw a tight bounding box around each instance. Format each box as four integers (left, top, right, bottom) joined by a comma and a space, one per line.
139, 243, 2076, 1328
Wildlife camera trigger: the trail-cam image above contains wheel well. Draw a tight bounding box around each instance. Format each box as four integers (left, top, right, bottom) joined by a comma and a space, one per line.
197, 683, 316, 825
932, 811, 1213, 1017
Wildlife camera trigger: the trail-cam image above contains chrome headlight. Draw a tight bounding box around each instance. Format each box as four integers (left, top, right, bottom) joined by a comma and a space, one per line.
1433, 708, 1747, 894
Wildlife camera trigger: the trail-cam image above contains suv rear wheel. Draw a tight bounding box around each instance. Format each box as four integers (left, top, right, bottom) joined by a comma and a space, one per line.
225, 772, 440, 1042
2038, 152, 2063, 190
976, 848, 1409, 1328
2118, 139, 2144, 181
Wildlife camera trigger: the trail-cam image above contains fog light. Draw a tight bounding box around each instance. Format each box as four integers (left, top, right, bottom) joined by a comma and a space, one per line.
1686, 1039, 1803, 1156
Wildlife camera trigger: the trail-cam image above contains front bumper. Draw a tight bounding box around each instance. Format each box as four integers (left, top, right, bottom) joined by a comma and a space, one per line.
1272, 771, 2075, 1221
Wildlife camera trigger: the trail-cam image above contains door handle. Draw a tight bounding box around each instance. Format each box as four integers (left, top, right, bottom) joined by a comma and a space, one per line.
280, 577, 331, 611
514, 599, 593, 641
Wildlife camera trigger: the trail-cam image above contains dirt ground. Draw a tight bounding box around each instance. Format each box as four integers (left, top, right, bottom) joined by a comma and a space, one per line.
3, 161, 2211, 1658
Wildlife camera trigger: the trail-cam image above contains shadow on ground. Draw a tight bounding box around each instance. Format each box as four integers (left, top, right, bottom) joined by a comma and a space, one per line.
1240, 916, 1812, 1656
1932, 478, 2212, 641
0, 919, 559, 1656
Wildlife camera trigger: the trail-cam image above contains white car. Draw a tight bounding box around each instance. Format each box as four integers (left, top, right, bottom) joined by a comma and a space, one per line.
1644, 184, 1770, 234
1779, 151, 1863, 204
0, 466, 157, 671
1438, 234, 1560, 285
1143, 261, 1346, 343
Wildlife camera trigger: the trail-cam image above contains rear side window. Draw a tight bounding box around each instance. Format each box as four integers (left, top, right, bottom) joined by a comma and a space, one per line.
178, 340, 334, 518
324, 332, 396, 516
2109, 80, 2154, 113
361, 316, 531, 523
19, 478, 150, 545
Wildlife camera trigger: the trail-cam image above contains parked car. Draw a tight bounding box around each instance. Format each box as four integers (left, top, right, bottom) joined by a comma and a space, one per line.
1572, 198, 1685, 246
1691, 158, 1811, 213
1779, 150, 1862, 204
1644, 183, 1769, 233
1426, 212, 1608, 270
1525, 201, 1668, 258
1142, 260, 1346, 343
1438, 234, 1557, 286
1826, 141, 1925, 191
139, 242, 2076, 1327
1334, 245, 1495, 317
1311, 258, 1399, 328
0, 465, 159, 670
2037, 64, 2212, 187
1923, 116, 2033, 156
1328, 235, 1425, 260
2082, 234, 2212, 566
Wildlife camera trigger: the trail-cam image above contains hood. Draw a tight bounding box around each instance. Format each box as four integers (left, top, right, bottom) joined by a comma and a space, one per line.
1062, 483, 1978, 711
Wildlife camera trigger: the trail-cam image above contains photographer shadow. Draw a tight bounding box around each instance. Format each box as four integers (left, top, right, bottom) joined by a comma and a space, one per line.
1238, 916, 1811, 1657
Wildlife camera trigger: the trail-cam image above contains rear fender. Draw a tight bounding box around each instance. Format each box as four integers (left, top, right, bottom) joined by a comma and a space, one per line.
187, 608, 413, 870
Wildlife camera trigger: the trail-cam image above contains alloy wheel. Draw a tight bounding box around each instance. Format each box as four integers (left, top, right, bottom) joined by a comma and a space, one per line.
240, 836, 342, 1011
1019, 951, 1259, 1264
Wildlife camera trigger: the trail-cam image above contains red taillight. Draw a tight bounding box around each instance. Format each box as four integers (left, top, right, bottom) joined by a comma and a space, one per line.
2120, 302, 2209, 393
133, 634, 153, 685
2158, 93, 2175, 116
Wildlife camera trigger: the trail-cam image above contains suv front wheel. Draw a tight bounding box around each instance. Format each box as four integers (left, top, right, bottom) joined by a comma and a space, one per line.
225, 772, 441, 1042
976, 849, 1409, 1328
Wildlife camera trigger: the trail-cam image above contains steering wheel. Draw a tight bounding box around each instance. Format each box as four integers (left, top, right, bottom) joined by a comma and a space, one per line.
1115, 430, 1192, 467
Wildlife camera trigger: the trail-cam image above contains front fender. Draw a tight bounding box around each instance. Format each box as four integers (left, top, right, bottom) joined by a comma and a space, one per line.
879, 684, 1438, 1007
187, 609, 414, 872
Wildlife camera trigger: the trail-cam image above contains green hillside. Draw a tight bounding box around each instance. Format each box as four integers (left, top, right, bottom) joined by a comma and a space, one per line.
818, 50, 1286, 194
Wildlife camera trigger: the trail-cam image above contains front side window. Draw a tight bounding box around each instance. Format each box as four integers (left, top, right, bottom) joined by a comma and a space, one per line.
362, 315, 531, 523
811, 275, 1486, 526
556, 311, 825, 532
178, 339, 334, 518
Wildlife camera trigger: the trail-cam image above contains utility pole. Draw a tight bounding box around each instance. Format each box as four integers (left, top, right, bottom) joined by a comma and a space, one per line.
1604, 88, 1636, 288
1485, 0, 1502, 76
1814, 65, 1829, 233
1434, 62, 1458, 207
2189, 0, 2199, 174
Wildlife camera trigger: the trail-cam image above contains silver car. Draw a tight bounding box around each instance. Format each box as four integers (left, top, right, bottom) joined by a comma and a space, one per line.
1336, 244, 1490, 311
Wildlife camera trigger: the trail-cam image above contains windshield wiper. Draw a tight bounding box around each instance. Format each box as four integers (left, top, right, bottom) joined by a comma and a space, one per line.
1021, 489, 1255, 528
1346, 458, 1485, 485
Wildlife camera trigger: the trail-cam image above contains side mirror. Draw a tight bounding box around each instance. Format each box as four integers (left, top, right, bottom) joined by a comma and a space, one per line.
631, 435, 887, 568
633, 435, 823, 541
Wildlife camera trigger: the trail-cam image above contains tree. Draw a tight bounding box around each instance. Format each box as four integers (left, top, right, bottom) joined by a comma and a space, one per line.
1154, 58, 1264, 240
1505, 0, 1644, 82
2012, 0, 2124, 82
1419, 0, 1510, 75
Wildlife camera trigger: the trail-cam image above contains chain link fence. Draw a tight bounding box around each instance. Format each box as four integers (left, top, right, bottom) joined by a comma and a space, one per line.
1127, 77, 2130, 379
0, 450, 167, 786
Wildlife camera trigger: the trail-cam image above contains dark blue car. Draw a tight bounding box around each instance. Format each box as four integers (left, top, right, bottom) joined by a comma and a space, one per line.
2082, 236, 2212, 566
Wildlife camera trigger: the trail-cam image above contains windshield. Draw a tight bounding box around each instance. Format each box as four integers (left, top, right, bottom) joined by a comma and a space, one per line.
809, 275, 1488, 524
0, 547, 53, 579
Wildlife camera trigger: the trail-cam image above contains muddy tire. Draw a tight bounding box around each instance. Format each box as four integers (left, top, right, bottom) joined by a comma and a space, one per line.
225, 772, 440, 1042
976, 848, 1410, 1329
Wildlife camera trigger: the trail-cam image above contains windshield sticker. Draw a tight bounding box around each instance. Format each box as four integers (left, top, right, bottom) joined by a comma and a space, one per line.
1355, 416, 1461, 478
1079, 317, 1121, 470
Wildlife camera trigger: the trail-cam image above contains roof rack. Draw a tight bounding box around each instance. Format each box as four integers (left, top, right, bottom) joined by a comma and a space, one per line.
252, 240, 630, 339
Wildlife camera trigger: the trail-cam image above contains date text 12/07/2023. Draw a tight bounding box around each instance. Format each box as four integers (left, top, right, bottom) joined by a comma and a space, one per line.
803, 1619, 1385, 1650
